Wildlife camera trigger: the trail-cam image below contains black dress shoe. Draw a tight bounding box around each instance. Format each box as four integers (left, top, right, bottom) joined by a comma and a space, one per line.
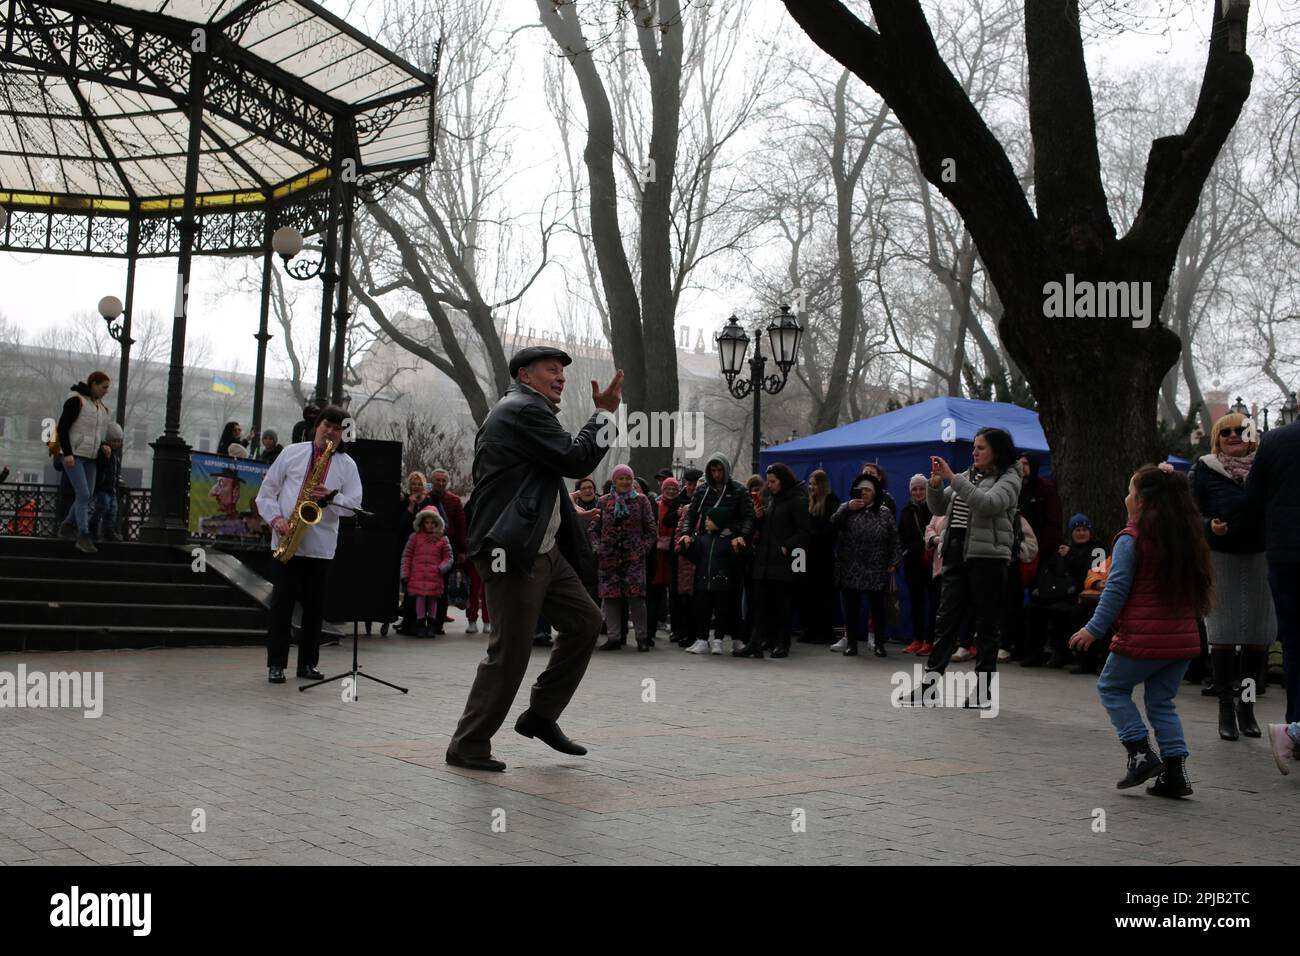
296, 665, 325, 680
268, 667, 286, 684
843, 645, 859, 657
770, 646, 789, 659
445, 749, 506, 772
598, 638, 622, 651
515, 710, 587, 755
873, 643, 888, 658
533, 634, 553, 647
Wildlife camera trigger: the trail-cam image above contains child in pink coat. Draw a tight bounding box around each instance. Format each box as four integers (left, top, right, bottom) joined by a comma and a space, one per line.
402, 507, 454, 638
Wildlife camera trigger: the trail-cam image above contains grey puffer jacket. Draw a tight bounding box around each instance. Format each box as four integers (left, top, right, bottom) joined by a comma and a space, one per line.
926, 464, 1022, 562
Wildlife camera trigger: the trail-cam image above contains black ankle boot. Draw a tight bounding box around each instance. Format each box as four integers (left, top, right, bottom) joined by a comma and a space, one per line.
1211, 649, 1238, 740
1237, 646, 1264, 737
1147, 754, 1193, 797
1117, 737, 1163, 789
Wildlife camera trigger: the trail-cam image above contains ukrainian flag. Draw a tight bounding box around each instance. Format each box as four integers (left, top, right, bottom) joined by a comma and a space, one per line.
212, 376, 236, 396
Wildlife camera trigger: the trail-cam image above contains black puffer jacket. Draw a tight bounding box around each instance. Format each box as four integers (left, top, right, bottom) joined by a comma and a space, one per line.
464, 383, 610, 575
752, 481, 812, 582
677, 452, 756, 543
1190, 454, 1266, 554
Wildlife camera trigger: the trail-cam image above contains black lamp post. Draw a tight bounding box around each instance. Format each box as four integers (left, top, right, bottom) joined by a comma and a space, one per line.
1282, 392, 1299, 426
272, 225, 326, 281
98, 295, 128, 342
672, 456, 685, 481
718, 305, 803, 478
1230, 395, 1249, 417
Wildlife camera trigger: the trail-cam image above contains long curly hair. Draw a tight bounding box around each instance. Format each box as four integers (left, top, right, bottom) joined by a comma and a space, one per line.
1130, 464, 1214, 616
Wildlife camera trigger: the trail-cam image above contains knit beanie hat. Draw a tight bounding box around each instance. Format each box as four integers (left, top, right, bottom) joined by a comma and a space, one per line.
660, 477, 680, 493
611, 463, 634, 482
909, 473, 927, 490
1067, 513, 1091, 532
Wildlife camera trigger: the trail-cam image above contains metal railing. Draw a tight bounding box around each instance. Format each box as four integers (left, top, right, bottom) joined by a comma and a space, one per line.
0, 483, 154, 541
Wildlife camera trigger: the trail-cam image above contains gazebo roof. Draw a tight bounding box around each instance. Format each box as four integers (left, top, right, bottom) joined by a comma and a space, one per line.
0, 0, 438, 256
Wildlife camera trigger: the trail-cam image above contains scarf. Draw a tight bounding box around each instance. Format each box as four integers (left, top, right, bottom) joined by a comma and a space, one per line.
612, 485, 639, 520
1216, 451, 1253, 485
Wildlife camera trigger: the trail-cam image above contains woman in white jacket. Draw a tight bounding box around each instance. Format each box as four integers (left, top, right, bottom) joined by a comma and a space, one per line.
56, 371, 113, 553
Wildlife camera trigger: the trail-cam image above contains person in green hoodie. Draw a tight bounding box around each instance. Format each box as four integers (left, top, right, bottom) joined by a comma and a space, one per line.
676, 452, 756, 649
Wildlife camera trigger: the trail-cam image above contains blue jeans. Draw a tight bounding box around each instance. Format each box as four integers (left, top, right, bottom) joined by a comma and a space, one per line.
1267, 561, 1300, 724
90, 490, 117, 538
60, 456, 98, 534
1097, 653, 1190, 757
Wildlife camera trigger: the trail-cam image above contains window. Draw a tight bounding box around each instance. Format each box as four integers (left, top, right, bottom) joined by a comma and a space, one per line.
0, 416, 6, 437
27, 416, 47, 441
132, 424, 149, 451
19, 471, 41, 484
197, 429, 211, 453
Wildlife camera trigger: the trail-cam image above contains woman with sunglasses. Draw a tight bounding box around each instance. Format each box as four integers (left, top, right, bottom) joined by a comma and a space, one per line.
1188, 412, 1274, 741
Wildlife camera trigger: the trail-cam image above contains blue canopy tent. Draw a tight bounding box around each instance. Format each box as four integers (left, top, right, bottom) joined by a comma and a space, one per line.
758, 396, 1052, 497
757, 397, 1053, 645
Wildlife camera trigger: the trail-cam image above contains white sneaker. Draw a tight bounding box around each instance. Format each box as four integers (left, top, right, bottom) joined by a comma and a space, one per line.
483, 622, 492, 635
710, 638, 723, 655
996, 648, 1011, 662
730, 638, 745, 655
465, 621, 478, 634
686, 639, 710, 654
830, 637, 848, 653
951, 646, 973, 662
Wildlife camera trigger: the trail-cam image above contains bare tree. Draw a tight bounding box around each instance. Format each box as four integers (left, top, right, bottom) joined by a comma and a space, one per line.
783, 0, 1254, 533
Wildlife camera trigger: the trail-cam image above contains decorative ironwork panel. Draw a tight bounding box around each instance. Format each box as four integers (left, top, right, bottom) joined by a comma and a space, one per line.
138, 215, 173, 255
124, 489, 151, 542
88, 215, 132, 255
0, 483, 59, 539
50, 213, 87, 252
8, 209, 49, 250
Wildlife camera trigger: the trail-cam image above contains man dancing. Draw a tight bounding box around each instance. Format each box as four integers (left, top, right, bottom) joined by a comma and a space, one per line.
255, 405, 363, 684
447, 346, 623, 771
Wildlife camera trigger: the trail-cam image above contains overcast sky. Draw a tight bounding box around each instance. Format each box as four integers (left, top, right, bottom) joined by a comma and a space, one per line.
1, 0, 1274, 394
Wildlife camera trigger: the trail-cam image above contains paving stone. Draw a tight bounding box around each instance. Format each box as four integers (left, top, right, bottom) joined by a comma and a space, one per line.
1, 638, 1295, 865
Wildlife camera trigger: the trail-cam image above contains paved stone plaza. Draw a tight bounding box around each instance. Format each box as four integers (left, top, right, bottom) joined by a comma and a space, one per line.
1, 632, 1295, 866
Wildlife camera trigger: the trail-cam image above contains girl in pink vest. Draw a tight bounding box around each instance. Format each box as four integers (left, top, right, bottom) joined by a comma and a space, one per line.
402, 507, 454, 638
1070, 464, 1212, 798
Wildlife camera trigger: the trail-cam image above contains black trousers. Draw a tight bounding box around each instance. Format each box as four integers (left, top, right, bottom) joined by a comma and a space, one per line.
999, 566, 1027, 652
904, 560, 936, 645
694, 590, 731, 640
925, 554, 1007, 674
840, 587, 886, 649
799, 569, 839, 643
645, 583, 667, 636
754, 581, 794, 650
267, 555, 329, 669
670, 587, 694, 641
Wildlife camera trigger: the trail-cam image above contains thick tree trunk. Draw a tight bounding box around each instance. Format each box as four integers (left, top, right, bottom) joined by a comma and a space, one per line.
784, 0, 1252, 527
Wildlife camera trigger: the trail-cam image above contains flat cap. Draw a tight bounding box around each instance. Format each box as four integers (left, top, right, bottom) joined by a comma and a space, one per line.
509, 346, 573, 379
654, 468, 674, 480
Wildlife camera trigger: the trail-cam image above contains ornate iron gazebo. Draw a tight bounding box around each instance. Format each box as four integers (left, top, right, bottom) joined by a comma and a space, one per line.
0, 0, 438, 542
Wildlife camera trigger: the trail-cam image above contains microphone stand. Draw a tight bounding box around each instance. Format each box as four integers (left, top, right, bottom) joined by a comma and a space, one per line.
300, 500, 408, 699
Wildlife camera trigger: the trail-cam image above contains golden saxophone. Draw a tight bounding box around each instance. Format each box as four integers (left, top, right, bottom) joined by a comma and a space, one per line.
274, 440, 335, 563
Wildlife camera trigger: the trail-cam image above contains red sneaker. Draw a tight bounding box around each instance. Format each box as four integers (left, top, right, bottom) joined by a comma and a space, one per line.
903, 640, 924, 655
917, 642, 933, 655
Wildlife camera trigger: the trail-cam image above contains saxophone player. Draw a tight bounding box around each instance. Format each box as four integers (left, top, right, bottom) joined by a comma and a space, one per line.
255, 405, 363, 684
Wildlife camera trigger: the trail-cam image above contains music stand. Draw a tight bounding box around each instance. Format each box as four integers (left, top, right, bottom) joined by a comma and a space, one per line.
300, 503, 408, 698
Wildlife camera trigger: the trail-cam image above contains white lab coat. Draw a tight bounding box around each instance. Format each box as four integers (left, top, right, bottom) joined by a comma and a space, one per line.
255, 441, 363, 560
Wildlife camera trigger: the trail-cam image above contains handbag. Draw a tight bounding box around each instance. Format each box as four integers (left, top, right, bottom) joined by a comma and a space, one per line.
446, 568, 470, 609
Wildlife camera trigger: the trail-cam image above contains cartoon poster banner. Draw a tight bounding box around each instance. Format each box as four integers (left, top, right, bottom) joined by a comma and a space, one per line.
188, 453, 270, 541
